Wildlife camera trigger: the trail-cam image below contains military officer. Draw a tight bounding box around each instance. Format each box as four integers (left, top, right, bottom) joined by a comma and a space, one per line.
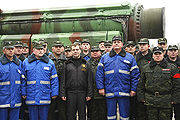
166, 45, 180, 120
135, 38, 153, 120
81, 39, 91, 61
88, 46, 107, 120
48, 41, 67, 120
125, 41, 136, 56
64, 46, 72, 59
137, 47, 179, 120
157, 38, 168, 58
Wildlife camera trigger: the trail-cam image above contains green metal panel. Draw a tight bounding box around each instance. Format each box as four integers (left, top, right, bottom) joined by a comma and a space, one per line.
0, 34, 31, 54
31, 31, 121, 50
0, 2, 165, 43
0, 3, 130, 35
2, 2, 132, 18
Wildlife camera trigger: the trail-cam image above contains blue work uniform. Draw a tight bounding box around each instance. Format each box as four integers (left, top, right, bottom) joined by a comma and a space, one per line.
22, 54, 59, 120
96, 49, 140, 120
0, 54, 25, 120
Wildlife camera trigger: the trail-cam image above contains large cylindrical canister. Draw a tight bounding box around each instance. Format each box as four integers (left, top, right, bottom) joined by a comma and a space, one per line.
128, 4, 165, 43
140, 7, 165, 39
0, 2, 165, 43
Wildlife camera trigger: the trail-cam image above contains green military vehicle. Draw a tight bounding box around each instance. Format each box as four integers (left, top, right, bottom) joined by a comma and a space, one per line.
0, 2, 165, 53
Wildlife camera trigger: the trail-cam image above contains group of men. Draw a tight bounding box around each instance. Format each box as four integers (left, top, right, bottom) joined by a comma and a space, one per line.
0, 36, 179, 120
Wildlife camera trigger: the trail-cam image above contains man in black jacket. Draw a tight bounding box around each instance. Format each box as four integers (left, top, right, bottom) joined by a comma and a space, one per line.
135, 38, 153, 120
60, 43, 93, 120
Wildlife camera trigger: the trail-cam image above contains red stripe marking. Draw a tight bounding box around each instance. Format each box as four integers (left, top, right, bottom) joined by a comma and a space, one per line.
69, 32, 83, 43
173, 73, 180, 78
31, 9, 42, 34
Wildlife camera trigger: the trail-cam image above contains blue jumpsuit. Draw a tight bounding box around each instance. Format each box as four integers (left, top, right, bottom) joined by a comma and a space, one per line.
0, 55, 25, 120
22, 54, 59, 120
96, 49, 140, 120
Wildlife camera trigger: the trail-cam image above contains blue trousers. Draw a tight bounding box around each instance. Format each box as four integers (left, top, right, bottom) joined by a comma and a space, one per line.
28, 105, 50, 120
0, 107, 20, 120
106, 97, 130, 120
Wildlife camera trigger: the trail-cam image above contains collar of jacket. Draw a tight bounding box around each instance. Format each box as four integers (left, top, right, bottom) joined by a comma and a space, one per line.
50, 54, 67, 61
80, 51, 91, 58
88, 57, 100, 63
149, 58, 168, 68
19, 54, 25, 61
57, 54, 67, 61
166, 56, 180, 66
136, 49, 152, 62
0, 54, 20, 65
109, 48, 126, 57
67, 56, 86, 64
28, 54, 49, 63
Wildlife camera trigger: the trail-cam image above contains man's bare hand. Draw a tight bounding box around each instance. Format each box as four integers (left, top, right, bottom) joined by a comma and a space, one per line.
22, 96, 26, 99
130, 91, 136, 96
61, 96, 66, 101
99, 89, 105, 96
86, 97, 91, 101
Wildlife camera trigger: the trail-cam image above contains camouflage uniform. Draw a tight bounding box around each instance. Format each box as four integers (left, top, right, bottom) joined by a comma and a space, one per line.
88, 57, 107, 120
135, 50, 152, 120
166, 45, 180, 120
135, 49, 152, 72
48, 53, 67, 120
137, 48, 179, 120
